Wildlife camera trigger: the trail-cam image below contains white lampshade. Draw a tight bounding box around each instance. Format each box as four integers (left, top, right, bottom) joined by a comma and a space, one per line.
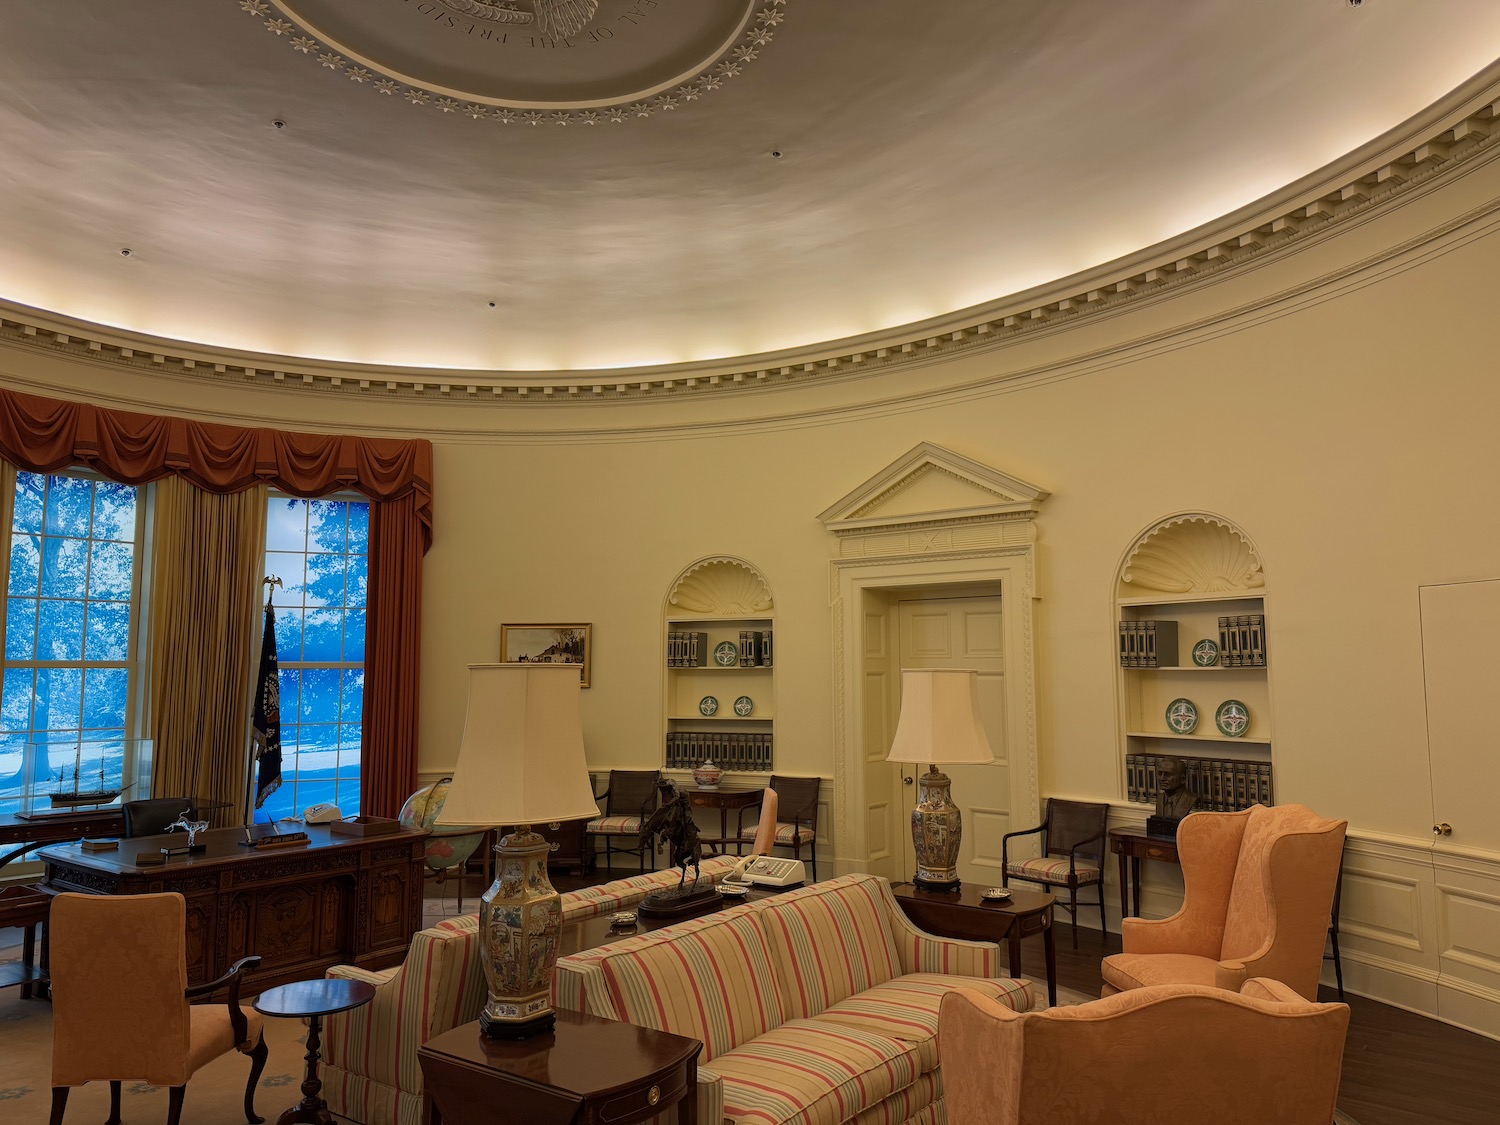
886, 669, 995, 766
436, 663, 601, 827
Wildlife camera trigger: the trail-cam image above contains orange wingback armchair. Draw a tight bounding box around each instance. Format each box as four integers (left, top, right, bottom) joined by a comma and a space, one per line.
1101, 803, 1347, 1000
48, 892, 268, 1125
939, 978, 1350, 1125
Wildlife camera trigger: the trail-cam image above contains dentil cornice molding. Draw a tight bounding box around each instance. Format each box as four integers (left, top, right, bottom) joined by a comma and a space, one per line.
3, 62, 1500, 404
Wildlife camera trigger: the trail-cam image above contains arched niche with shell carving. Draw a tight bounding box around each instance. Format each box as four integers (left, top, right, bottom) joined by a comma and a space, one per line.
661, 556, 776, 779
1113, 513, 1275, 814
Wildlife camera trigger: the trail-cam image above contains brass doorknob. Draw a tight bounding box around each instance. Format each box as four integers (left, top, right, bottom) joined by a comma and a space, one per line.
1433, 823, 1453, 837
903, 776, 915, 786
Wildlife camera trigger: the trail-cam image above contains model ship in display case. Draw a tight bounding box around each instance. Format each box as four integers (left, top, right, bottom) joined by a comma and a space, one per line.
48, 750, 126, 808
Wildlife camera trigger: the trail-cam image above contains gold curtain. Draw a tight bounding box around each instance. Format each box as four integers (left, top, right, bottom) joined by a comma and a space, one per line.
147, 478, 267, 825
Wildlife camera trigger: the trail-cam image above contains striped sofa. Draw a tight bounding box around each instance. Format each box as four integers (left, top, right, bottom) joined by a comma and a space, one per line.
321, 855, 739, 1125
554, 873, 1034, 1125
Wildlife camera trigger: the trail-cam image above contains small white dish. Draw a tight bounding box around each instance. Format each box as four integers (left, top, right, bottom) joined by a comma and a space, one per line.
609, 910, 638, 926
980, 887, 1012, 901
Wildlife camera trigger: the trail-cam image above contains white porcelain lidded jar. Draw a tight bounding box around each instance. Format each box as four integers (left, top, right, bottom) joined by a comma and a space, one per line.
693, 760, 722, 789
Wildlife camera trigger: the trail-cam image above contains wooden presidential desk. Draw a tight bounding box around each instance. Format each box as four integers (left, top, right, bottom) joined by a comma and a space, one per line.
38, 823, 428, 994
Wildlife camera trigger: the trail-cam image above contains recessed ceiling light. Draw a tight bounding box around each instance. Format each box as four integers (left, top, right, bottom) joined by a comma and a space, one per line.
769, 149, 784, 159
272, 119, 287, 130
118, 248, 133, 257
487, 301, 497, 308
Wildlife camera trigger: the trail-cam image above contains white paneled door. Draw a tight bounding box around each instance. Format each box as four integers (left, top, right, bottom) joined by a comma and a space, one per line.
893, 594, 1013, 887
1419, 579, 1500, 1031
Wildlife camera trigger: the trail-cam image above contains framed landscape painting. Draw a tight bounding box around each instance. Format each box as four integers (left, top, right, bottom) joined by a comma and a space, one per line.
499, 623, 592, 688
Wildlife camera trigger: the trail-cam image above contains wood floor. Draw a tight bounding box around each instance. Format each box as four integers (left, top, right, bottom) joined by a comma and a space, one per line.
1024, 919, 1500, 1125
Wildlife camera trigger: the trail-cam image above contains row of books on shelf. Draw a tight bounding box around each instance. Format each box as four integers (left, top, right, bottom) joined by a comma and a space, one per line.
665, 732, 773, 772
1119, 620, 1178, 667
665, 630, 774, 667
737, 630, 772, 667
1218, 614, 1267, 667
1127, 752, 1273, 812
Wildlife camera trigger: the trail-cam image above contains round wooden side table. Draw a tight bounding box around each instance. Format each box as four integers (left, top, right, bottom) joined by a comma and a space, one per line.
254, 978, 376, 1125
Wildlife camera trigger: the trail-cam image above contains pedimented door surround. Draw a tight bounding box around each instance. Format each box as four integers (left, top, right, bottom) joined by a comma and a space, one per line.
819, 441, 1049, 875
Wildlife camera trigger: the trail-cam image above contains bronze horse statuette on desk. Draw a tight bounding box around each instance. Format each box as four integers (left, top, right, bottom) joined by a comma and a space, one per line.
638, 780, 718, 918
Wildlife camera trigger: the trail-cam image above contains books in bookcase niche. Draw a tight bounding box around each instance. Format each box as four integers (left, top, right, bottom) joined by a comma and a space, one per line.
665, 731, 773, 773
666, 630, 710, 667
1125, 751, 1272, 812
736, 629, 774, 667
1117, 620, 1179, 667
1216, 614, 1266, 667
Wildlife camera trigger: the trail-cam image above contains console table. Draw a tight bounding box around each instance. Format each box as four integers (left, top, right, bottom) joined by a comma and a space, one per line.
685, 785, 762, 854
1, 809, 125, 873
419, 1008, 701, 1125
38, 823, 428, 993
1108, 826, 1181, 920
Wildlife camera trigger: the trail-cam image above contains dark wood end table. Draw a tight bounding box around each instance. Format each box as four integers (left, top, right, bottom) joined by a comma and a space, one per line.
1108, 826, 1181, 920
889, 882, 1057, 1006
254, 978, 376, 1125
419, 1008, 702, 1125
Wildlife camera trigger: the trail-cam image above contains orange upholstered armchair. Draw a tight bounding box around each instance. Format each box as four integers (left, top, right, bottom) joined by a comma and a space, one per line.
48, 892, 268, 1125
1101, 803, 1347, 1000
939, 978, 1350, 1125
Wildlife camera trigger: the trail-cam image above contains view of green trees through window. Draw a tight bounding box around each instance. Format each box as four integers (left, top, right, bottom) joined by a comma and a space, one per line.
259, 496, 369, 822
0, 472, 138, 815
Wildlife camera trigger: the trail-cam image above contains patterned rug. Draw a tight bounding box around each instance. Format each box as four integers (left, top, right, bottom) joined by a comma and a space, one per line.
0, 985, 326, 1122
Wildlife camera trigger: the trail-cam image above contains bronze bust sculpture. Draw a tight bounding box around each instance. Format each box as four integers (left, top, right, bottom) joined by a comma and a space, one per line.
1155, 755, 1197, 820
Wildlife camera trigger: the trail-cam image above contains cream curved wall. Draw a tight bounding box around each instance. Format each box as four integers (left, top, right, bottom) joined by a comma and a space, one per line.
5, 127, 1500, 1034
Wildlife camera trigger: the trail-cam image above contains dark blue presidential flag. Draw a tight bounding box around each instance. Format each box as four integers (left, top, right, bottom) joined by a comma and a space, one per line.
252, 602, 283, 809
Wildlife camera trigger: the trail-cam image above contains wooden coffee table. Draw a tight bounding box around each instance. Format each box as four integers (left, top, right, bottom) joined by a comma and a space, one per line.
889, 882, 1057, 1006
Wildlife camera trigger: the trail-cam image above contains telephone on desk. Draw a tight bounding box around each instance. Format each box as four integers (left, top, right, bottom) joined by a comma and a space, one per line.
303, 803, 343, 824
724, 854, 806, 888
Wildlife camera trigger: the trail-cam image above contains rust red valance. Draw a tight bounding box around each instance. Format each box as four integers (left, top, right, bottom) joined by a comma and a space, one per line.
0, 386, 432, 551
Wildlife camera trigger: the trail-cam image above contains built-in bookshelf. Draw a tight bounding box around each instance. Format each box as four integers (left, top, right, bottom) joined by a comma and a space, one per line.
662, 558, 775, 774
1115, 515, 1274, 808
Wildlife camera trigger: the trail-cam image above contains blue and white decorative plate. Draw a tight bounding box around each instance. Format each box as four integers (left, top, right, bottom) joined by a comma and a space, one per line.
733, 695, 754, 717
713, 641, 739, 667
1191, 639, 1220, 667
1215, 699, 1250, 737
1165, 698, 1199, 735
699, 695, 719, 717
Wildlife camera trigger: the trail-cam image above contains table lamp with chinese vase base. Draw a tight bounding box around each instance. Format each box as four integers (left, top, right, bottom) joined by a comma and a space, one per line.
886, 668, 996, 892
436, 662, 600, 1039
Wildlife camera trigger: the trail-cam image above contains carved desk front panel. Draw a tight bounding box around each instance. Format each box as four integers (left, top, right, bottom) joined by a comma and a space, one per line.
39, 824, 428, 993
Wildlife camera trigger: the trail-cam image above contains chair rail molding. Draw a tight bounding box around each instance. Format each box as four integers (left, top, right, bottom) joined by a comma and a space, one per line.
821, 442, 1048, 880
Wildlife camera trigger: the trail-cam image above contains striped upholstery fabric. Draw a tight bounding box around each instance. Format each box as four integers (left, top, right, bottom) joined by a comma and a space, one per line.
561, 855, 738, 923
324, 914, 486, 1125
738, 821, 816, 845
595, 907, 786, 1062
846, 1072, 942, 1125
1005, 856, 1101, 884
757, 875, 903, 1020
810, 973, 1033, 1071
587, 814, 643, 834
709, 1019, 923, 1125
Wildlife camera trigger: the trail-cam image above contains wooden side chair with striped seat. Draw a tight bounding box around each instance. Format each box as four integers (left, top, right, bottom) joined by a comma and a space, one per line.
736, 774, 820, 880
1001, 798, 1109, 947
586, 769, 661, 873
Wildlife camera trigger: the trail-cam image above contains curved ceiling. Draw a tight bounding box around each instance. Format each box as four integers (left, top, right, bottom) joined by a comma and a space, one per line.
2, 0, 1499, 374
